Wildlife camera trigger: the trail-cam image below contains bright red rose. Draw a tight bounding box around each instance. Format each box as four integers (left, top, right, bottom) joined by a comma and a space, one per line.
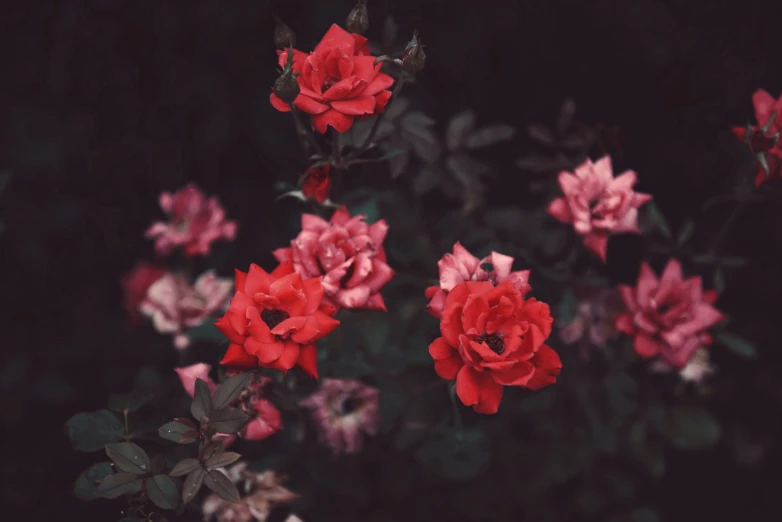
428, 281, 562, 414
301, 165, 332, 203
215, 261, 339, 378
615, 259, 723, 369
269, 24, 395, 134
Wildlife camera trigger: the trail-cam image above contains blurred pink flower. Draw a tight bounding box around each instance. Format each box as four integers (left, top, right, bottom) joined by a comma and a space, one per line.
202, 464, 297, 522
547, 156, 652, 262
273, 209, 394, 311
176, 364, 282, 443
615, 259, 724, 369
140, 270, 233, 349
424, 242, 532, 319
120, 261, 165, 324
146, 183, 237, 257
299, 378, 379, 454
650, 347, 714, 384
558, 287, 622, 360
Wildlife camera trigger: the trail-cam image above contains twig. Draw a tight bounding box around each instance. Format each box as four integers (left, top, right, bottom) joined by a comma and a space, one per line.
289, 104, 326, 158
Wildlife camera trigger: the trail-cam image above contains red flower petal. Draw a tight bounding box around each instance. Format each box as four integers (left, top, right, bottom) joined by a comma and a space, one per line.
297, 344, 319, 378
524, 344, 562, 390
312, 109, 354, 134
330, 95, 377, 115
220, 343, 257, 368
455, 365, 482, 407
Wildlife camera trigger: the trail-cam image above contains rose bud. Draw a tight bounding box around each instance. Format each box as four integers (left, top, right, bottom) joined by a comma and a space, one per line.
346, 1, 369, 35
273, 47, 300, 104
273, 16, 296, 49
402, 31, 426, 74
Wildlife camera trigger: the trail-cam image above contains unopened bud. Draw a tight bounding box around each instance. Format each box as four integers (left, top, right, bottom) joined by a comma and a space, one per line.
273, 16, 296, 49
346, 1, 369, 35
274, 47, 300, 104
402, 31, 426, 73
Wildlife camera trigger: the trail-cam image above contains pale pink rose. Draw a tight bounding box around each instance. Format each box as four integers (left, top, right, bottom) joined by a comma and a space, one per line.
273, 208, 394, 311
146, 183, 237, 257
615, 259, 724, 369
202, 464, 297, 522
650, 347, 715, 384
175, 365, 282, 443
424, 242, 531, 319
559, 287, 622, 360
547, 156, 652, 262
299, 378, 379, 455
140, 270, 233, 349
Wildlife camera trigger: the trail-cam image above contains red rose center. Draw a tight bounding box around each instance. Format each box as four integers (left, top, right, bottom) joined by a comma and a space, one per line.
476, 334, 506, 354
261, 308, 290, 330
322, 77, 338, 92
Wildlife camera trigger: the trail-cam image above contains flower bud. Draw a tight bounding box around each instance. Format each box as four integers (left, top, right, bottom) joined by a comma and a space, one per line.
346, 1, 369, 35
273, 48, 300, 104
402, 31, 426, 74
273, 16, 296, 49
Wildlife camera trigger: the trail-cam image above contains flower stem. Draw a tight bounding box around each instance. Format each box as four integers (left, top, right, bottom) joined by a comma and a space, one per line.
331, 128, 345, 202
706, 197, 749, 256
448, 382, 463, 436
346, 73, 407, 161
289, 104, 325, 158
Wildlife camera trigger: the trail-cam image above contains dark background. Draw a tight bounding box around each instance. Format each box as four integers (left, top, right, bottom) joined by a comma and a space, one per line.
2, 0, 781, 520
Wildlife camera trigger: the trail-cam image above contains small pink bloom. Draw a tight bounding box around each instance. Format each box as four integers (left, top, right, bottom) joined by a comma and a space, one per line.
558, 287, 623, 360
547, 156, 652, 262
146, 183, 237, 257
202, 464, 297, 522
731, 89, 782, 150
299, 378, 380, 454
615, 259, 724, 369
424, 242, 531, 319
120, 261, 165, 324
651, 348, 714, 384
273, 209, 394, 311
140, 270, 233, 349
176, 365, 282, 443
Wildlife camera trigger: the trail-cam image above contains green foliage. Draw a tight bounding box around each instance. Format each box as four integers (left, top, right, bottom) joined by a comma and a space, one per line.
66, 410, 124, 452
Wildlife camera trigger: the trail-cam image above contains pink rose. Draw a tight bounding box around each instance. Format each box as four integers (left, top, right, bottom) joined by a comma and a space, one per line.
547, 156, 652, 262
140, 270, 233, 349
424, 242, 531, 319
615, 259, 724, 369
558, 287, 623, 361
273, 209, 394, 311
146, 183, 237, 257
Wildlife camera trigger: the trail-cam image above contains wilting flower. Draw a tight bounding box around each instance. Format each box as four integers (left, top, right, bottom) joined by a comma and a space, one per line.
140, 271, 233, 349
547, 156, 652, 262
615, 259, 724, 368
559, 287, 623, 360
145, 184, 237, 257
273, 209, 394, 311
175, 364, 282, 443
299, 378, 380, 454
121, 261, 165, 324
202, 464, 297, 522
215, 261, 339, 378
425, 242, 531, 319
428, 281, 562, 414
269, 24, 394, 133
300, 165, 332, 203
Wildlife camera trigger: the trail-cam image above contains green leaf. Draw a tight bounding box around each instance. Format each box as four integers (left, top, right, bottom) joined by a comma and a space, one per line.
209, 407, 250, 434
96, 472, 143, 499
713, 266, 725, 295
715, 331, 757, 359
204, 451, 241, 470
191, 378, 212, 421
677, 219, 695, 245
720, 257, 747, 267
158, 418, 199, 444
645, 201, 672, 238
74, 462, 114, 501
170, 458, 202, 477
665, 406, 721, 450
108, 391, 153, 413
66, 410, 124, 452
204, 470, 240, 502
558, 288, 578, 325
350, 197, 380, 224
105, 442, 152, 475
212, 372, 253, 411
145, 475, 180, 510
182, 468, 206, 504
200, 439, 225, 461
184, 320, 228, 344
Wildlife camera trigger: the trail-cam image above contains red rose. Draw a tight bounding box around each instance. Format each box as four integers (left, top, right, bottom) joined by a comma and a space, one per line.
301, 165, 332, 203
215, 261, 339, 378
428, 281, 562, 414
269, 24, 395, 133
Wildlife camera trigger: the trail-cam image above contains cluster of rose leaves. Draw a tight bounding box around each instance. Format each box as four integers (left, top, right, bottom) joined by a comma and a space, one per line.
70, 15, 777, 522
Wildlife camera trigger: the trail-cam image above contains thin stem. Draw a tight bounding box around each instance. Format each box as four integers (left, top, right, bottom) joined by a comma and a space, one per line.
123, 409, 130, 441
706, 197, 749, 256
331, 128, 346, 201
289, 104, 326, 158
448, 382, 463, 435
346, 73, 407, 160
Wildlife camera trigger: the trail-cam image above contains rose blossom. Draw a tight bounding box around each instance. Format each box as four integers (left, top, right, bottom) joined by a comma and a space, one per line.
731, 89, 782, 152
299, 378, 380, 454
175, 364, 282, 443
301, 165, 332, 203
559, 287, 623, 360
215, 261, 339, 378
428, 281, 562, 414
273, 209, 394, 312
547, 156, 652, 262
202, 464, 297, 522
145, 183, 237, 257
615, 259, 724, 368
140, 270, 233, 349
753, 146, 782, 187
650, 347, 715, 384
120, 261, 165, 324
424, 242, 531, 319
269, 24, 395, 133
